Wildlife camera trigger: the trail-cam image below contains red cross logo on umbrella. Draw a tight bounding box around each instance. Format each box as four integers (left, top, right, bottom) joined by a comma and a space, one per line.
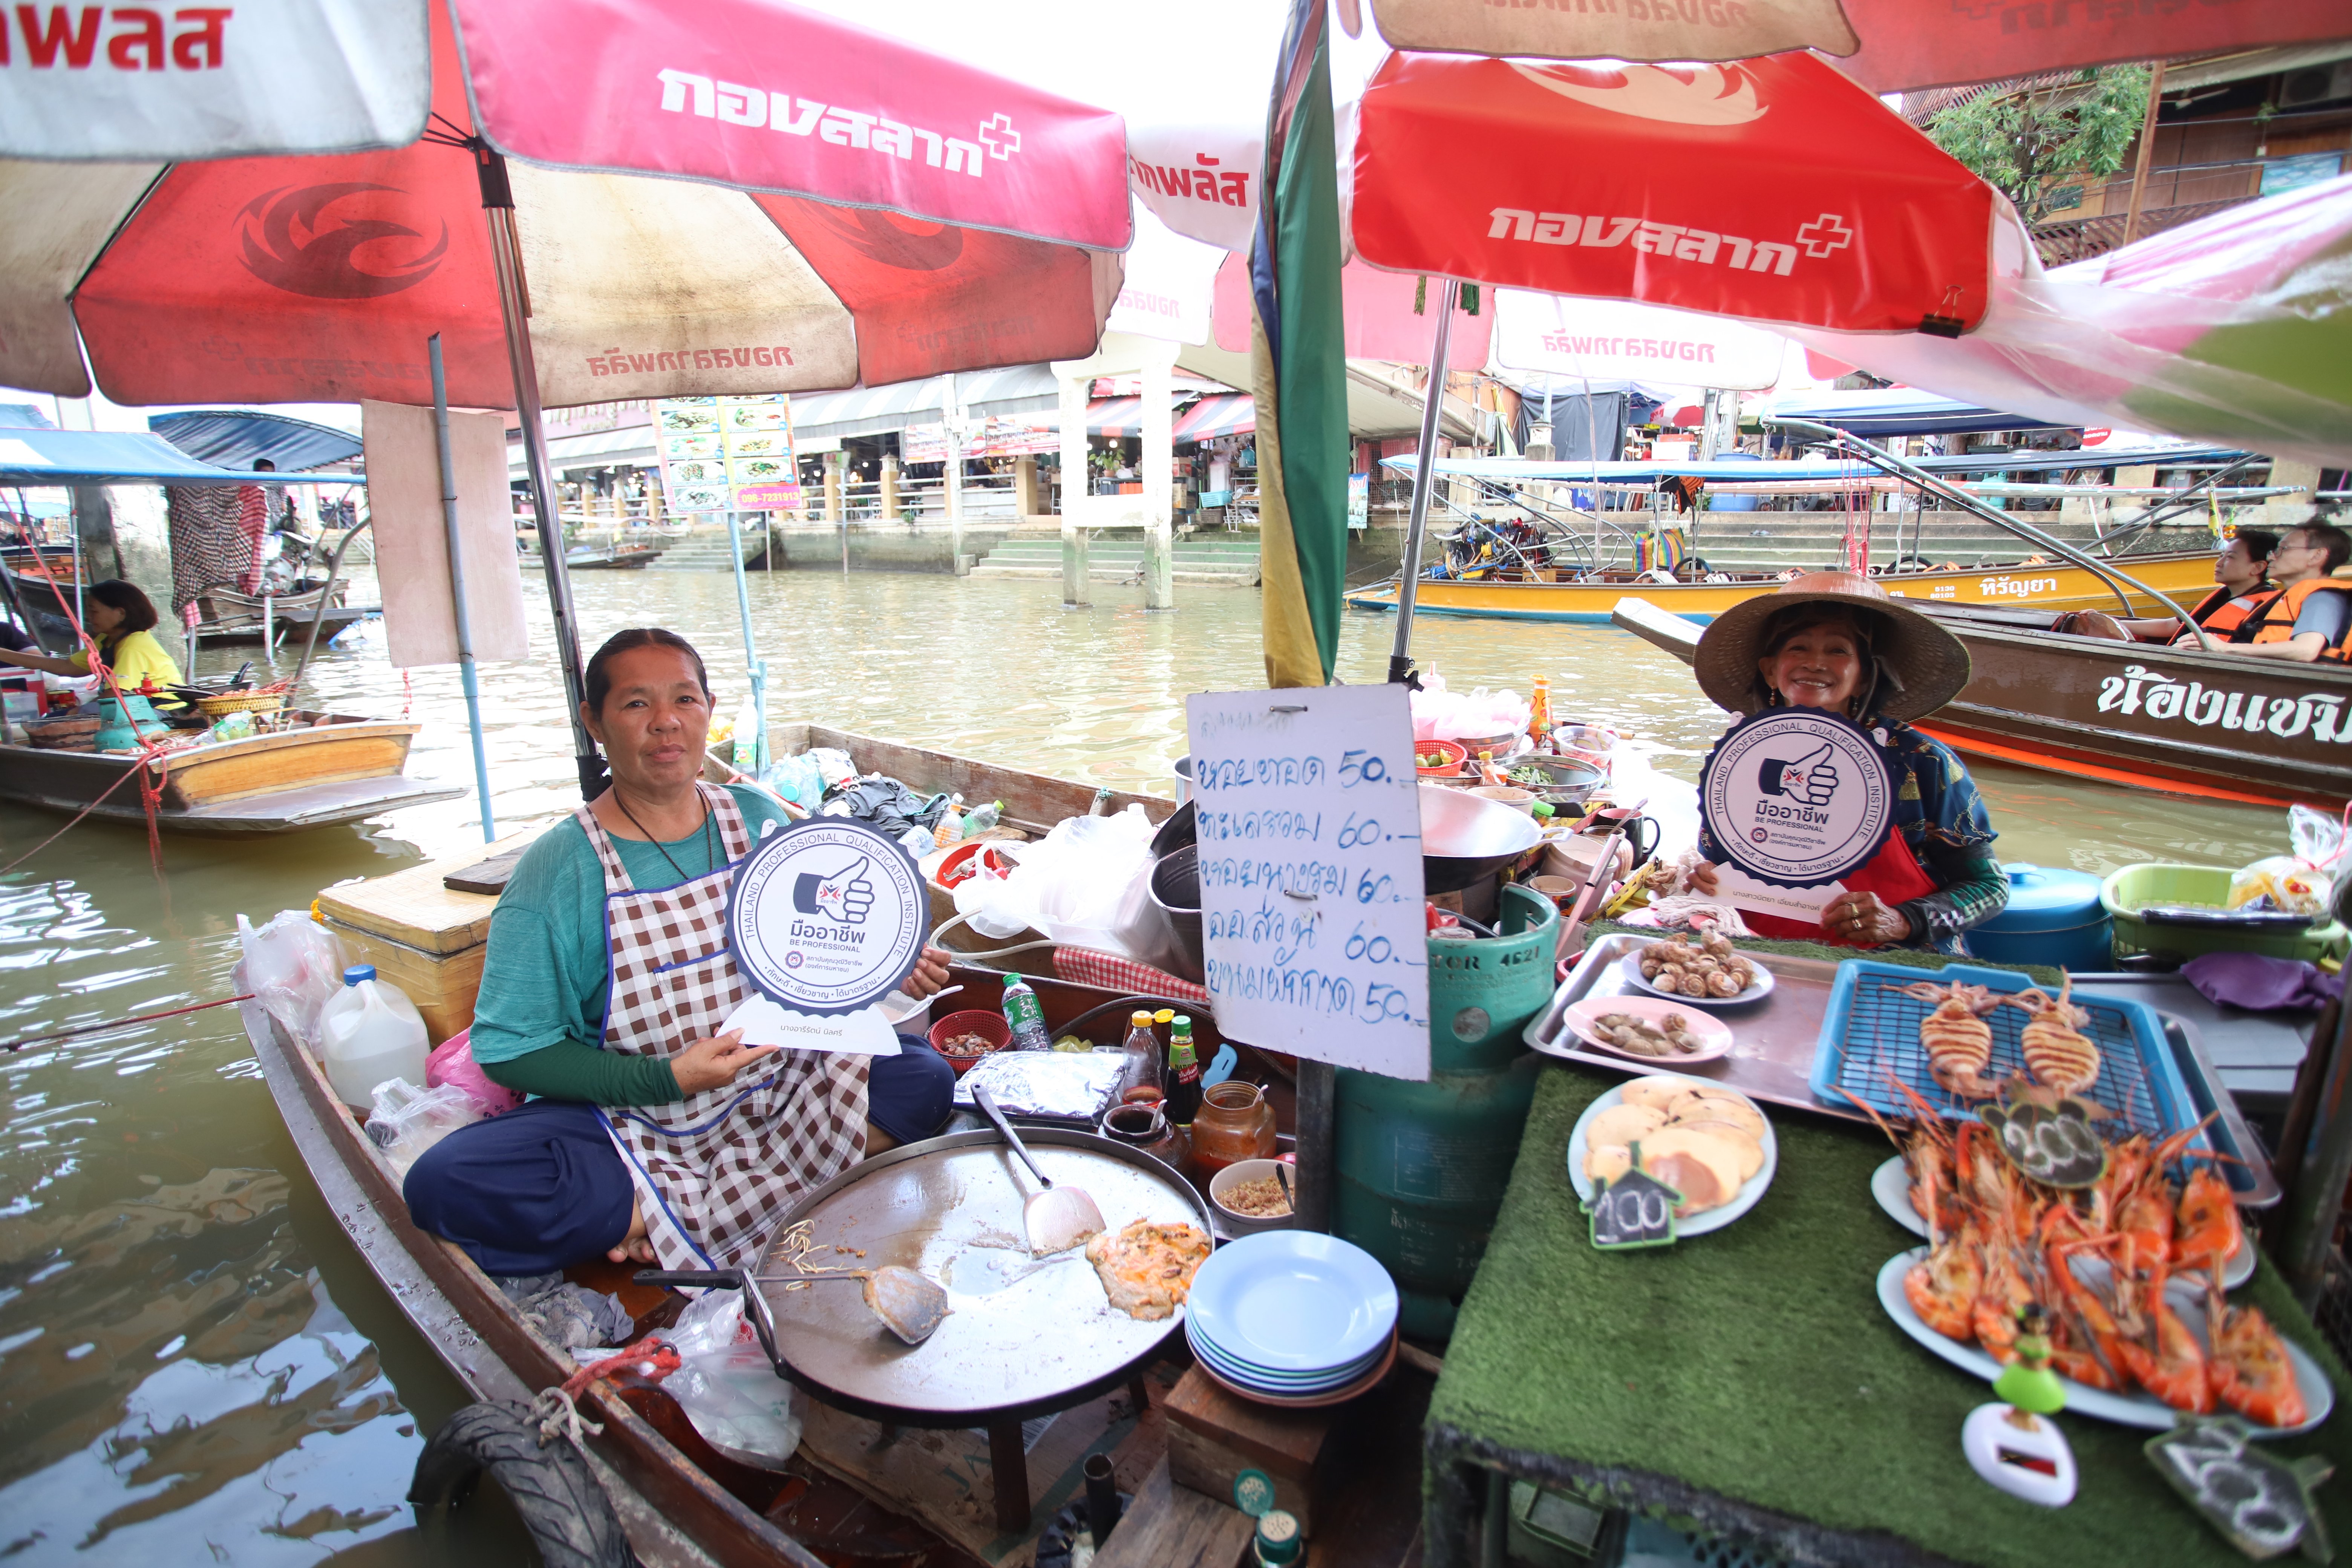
1796, 213, 1854, 258
979, 113, 1020, 160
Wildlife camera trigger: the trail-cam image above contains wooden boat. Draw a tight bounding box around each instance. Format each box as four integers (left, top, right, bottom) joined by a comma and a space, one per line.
0, 551, 86, 654
1348, 549, 2219, 625
0, 710, 462, 833
566, 541, 666, 570
189, 579, 377, 648
1613, 595, 2352, 810
240, 730, 1418, 1568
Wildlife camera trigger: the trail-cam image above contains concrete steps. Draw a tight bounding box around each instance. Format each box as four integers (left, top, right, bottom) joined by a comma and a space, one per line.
972, 532, 1262, 586
646, 527, 764, 570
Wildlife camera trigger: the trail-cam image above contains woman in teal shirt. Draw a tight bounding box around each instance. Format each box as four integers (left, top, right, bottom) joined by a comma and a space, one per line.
406, 628, 956, 1277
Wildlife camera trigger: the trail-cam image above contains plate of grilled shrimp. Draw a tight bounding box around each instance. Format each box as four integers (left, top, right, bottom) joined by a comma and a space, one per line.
1620, 931, 1774, 1006
1860, 1079, 2314, 1431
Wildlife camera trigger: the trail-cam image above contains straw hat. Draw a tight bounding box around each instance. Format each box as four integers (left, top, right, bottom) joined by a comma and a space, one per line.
1693, 572, 1971, 724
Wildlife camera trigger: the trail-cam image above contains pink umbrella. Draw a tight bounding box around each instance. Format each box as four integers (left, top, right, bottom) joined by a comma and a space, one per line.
1342, 0, 2352, 94
0, 0, 1130, 786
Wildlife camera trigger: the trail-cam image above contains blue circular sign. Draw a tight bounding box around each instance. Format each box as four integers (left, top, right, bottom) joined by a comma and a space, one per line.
1698, 707, 1893, 887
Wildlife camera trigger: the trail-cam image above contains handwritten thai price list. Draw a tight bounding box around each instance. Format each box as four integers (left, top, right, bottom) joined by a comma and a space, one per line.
1184, 685, 1430, 1081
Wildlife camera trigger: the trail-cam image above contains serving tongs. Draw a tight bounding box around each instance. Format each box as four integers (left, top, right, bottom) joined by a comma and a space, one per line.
635, 1263, 951, 1347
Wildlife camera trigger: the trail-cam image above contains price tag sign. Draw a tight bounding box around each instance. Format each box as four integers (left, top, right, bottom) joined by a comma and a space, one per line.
1588, 1165, 1680, 1251
1698, 708, 1892, 917
1185, 685, 1429, 1081
727, 818, 928, 1026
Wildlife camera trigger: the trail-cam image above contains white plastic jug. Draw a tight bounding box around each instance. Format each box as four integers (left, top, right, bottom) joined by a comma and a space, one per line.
320, 964, 430, 1109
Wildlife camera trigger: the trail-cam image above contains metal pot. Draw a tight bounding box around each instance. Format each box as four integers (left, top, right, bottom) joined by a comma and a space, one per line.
1147, 845, 1204, 982
1419, 784, 1544, 895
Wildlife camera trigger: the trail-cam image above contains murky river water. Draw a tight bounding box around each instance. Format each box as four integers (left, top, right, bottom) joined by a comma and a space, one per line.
0, 565, 2295, 1562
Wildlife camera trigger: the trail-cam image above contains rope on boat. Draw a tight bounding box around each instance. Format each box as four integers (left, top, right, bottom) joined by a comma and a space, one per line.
532, 1334, 681, 1450
0, 759, 148, 876
0, 991, 256, 1052
15, 536, 173, 870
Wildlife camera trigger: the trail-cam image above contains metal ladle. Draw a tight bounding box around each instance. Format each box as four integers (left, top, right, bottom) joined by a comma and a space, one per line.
637, 1263, 950, 1346
973, 1083, 1107, 1256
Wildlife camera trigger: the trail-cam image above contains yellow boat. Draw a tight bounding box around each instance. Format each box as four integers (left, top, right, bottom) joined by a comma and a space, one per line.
1344, 551, 2219, 624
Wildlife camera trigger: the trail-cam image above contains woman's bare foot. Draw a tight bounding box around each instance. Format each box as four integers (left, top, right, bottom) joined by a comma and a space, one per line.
606, 1196, 657, 1264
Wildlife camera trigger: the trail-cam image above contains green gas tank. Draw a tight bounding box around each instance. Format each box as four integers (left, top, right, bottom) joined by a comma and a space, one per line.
1334, 883, 1556, 1340
90, 693, 170, 752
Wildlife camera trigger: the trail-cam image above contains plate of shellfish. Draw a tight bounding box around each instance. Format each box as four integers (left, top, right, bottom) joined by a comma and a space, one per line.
1562, 997, 1735, 1064
1568, 1074, 1776, 1237
1620, 931, 1774, 1006
1878, 1247, 2329, 1435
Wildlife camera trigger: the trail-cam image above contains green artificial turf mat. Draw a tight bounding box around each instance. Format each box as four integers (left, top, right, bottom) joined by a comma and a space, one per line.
1426, 1061, 2352, 1568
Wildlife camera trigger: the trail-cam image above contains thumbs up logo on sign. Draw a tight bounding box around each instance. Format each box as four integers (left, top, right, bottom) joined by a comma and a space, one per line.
1757, 743, 1839, 806
792, 854, 876, 925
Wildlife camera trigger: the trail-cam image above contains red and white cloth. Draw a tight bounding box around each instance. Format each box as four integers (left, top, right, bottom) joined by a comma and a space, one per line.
1051, 947, 1208, 1008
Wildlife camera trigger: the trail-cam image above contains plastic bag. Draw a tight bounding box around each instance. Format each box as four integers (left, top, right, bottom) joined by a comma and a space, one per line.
661, 1289, 804, 1468
953, 804, 1156, 946
1408, 672, 1531, 744
2230, 804, 2347, 915
426, 1027, 522, 1119
363, 1078, 481, 1177
236, 908, 351, 1053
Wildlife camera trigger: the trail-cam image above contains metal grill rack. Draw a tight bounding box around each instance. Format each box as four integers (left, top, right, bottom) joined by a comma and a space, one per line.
1810, 960, 2207, 1147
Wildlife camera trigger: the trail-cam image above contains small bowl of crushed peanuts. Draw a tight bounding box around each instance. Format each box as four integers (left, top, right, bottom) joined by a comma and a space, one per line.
1209, 1158, 1298, 1236
926, 1010, 1010, 1076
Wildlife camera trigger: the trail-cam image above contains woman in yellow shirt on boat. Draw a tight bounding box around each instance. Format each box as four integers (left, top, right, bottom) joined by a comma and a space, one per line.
0, 579, 183, 694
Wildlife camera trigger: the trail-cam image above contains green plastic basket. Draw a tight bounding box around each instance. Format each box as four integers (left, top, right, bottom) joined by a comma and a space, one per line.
2100, 862, 2346, 964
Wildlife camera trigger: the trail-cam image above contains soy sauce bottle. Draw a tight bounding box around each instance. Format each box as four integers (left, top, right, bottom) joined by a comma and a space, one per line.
1165, 1015, 1202, 1126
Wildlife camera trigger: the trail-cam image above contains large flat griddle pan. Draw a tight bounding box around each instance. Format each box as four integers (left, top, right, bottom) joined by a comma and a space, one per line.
753, 1126, 1210, 1426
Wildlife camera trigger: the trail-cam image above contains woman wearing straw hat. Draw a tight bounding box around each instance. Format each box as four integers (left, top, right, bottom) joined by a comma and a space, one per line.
1687, 573, 2009, 953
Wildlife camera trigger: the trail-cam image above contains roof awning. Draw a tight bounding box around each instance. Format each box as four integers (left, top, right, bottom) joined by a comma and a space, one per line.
1384, 443, 2248, 484
0, 426, 267, 486
790, 366, 1064, 442
1764, 389, 2058, 437
1173, 393, 1254, 442
1088, 396, 1144, 436
149, 409, 363, 472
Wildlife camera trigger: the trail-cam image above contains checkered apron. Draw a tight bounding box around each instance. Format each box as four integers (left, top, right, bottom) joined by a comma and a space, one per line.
577, 784, 869, 1271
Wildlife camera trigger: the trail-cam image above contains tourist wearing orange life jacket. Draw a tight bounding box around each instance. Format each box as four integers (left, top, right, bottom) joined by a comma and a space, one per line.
2120, 529, 2279, 644
2218, 522, 2352, 662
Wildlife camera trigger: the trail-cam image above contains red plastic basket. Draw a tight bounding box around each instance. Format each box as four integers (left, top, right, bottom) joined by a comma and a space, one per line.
926, 1009, 1011, 1076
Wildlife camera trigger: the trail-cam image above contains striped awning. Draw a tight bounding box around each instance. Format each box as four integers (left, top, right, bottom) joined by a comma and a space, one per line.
1174, 393, 1255, 442
1088, 396, 1144, 436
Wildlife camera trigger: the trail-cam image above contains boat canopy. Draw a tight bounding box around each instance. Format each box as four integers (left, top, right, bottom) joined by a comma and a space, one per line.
149, 410, 363, 474
0, 426, 271, 487
1762, 389, 2055, 436
1382, 443, 2248, 485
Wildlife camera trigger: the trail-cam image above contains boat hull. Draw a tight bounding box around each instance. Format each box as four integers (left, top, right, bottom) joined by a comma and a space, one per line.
1348, 551, 2219, 624
1609, 594, 2352, 809
0, 715, 461, 833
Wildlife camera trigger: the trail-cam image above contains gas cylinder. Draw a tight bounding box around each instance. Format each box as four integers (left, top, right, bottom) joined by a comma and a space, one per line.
1334, 883, 1556, 1340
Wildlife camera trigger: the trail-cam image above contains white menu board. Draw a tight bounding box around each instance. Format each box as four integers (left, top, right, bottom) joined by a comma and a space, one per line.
1185, 684, 1430, 1081
655, 394, 800, 513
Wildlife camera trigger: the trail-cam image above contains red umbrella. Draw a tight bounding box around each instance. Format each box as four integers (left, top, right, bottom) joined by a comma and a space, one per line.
1343, 0, 2352, 94
1351, 51, 1997, 337
0, 0, 1130, 787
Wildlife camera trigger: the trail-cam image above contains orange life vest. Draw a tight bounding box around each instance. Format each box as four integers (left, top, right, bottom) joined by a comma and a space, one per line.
2188, 582, 2282, 641
2241, 577, 2352, 658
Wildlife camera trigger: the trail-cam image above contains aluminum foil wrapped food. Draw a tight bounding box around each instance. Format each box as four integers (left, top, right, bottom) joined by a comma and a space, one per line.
951, 1048, 1125, 1124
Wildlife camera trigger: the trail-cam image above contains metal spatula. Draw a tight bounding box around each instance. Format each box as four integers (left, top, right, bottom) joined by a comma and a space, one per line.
635, 1264, 950, 1346
972, 1083, 1107, 1256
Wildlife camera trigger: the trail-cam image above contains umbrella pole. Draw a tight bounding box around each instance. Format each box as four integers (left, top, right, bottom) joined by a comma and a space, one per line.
475, 148, 600, 799
430, 334, 498, 843
725, 511, 767, 774
1386, 279, 1457, 684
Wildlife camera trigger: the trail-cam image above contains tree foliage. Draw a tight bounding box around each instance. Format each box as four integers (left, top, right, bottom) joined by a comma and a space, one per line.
1928, 66, 2150, 223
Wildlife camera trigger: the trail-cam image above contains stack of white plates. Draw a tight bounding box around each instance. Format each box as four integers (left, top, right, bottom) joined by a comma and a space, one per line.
1184, 1231, 1400, 1406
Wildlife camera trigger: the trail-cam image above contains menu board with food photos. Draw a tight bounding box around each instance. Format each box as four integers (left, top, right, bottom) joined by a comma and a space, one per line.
654, 394, 801, 513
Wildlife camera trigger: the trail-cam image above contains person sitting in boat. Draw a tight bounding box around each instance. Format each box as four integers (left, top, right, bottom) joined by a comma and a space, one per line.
0, 579, 183, 699
1685, 573, 2007, 954
2112, 529, 2278, 645
403, 628, 959, 1279
2207, 522, 2352, 663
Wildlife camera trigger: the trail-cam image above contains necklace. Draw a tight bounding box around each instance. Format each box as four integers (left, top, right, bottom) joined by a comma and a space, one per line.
612, 786, 716, 883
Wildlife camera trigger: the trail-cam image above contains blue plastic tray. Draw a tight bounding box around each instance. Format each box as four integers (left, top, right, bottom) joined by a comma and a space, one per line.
1809, 960, 2210, 1146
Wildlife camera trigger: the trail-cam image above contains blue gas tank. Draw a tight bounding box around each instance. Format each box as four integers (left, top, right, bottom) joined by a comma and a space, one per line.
1967, 863, 2113, 971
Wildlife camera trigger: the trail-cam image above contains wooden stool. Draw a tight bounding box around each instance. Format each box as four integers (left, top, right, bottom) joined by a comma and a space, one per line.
1164, 1366, 1335, 1532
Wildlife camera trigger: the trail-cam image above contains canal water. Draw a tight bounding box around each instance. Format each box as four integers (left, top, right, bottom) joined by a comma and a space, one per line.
0, 567, 2294, 1562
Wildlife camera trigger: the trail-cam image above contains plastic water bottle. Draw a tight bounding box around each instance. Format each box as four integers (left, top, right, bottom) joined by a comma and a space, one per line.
933, 792, 967, 848
963, 799, 1003, 836
319, 964, 430, 1109
732, 697, 761, 771
1000, 972, 1052, 1052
